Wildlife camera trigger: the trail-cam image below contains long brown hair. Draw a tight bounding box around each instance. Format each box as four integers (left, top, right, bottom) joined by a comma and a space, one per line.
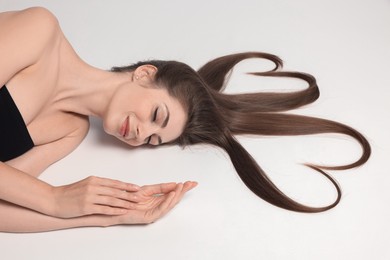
112, 52, 371, 213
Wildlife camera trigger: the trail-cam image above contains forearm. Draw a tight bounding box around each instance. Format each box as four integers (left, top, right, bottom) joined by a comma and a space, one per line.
0, 181, 197, 232
0, 163, 55, 215
0, 200, 115, 233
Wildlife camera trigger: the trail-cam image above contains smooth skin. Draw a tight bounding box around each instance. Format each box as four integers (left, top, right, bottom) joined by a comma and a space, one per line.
0, 7, 196, 233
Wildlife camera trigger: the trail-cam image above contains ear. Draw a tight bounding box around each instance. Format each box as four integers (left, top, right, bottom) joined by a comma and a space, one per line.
133, 65, 158, 81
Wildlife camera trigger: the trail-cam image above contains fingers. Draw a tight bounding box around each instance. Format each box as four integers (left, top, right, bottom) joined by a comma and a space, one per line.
153, 183, 183, 217
166, 183, 185, 209
140, 182, 177, 196
167, 181, 196, 208
92, 176, 140, 192
95, 182, 182, 209
88, 178, 197, 213
183, 181, 198, 193
140, 181, 197, 196
153, 181, 197, 219
93, 194, 136, 211
95, 186, 145, 203
116, 181, 198, 224
72, 176, 198, 219
80, 177, 144, 213
89, 181, 197, 215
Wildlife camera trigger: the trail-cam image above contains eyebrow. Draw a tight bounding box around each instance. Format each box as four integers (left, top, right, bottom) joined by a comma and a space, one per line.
161, 104, 170, 128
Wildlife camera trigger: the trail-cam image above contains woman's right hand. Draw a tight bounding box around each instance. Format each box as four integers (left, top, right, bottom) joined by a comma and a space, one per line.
51, 176, 145, 218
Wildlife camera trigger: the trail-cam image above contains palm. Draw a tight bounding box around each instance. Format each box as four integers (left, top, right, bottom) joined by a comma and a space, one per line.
121, 181, 197, 224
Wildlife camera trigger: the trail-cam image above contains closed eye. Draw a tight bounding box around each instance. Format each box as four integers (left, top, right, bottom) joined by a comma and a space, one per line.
153, 108, 158, 122
146, 108, 159, 145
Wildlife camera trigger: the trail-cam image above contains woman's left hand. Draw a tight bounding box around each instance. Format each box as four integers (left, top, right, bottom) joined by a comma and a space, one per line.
115, 181, 197, 225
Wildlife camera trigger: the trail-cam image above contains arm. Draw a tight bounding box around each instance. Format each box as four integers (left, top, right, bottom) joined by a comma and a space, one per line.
0, 108, 198, 229
1, 123, 141, 218
0, 182, 196, 233
0, 199, 112, 233
0, 162, 58, 215
0, 130, 197, 230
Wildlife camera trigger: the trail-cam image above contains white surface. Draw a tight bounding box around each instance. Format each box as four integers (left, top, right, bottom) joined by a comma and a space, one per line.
1, 0, 389, 259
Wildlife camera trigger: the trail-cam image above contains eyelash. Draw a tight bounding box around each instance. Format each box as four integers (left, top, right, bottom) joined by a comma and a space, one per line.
153, 108, 158, 122
146, 108, 159, 145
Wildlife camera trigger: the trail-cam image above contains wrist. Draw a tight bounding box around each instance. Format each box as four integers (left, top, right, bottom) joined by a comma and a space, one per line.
30, 183, 58, 217
100, 215, 122, 227
43, 185, 60, 217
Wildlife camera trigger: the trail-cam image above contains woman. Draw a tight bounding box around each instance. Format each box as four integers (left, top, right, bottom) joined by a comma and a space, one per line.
0, 7, 197, 232
0, 7, 370, 232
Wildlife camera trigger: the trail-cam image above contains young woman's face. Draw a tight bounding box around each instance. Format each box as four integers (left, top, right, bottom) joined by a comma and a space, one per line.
103, 78, 187, 147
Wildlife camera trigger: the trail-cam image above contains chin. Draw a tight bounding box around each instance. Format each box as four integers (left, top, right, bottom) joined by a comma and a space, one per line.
102, 120, 115, 136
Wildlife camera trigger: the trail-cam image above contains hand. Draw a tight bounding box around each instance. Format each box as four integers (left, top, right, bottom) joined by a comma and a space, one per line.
51, 176, 142, 218
117, 181, 197, 225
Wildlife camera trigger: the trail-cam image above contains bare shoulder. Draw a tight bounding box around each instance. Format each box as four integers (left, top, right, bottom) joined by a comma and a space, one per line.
0, 7, 58, 29
0, 7, 61, 86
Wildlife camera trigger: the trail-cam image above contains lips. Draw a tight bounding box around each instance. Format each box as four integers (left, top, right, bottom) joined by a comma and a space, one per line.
120, 116, 129, 138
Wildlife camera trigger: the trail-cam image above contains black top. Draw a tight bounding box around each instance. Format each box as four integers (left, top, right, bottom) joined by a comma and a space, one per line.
0, 86, 34, 161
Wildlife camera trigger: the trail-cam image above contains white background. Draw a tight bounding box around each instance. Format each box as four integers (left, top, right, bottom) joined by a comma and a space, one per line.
1, 0, 389, 259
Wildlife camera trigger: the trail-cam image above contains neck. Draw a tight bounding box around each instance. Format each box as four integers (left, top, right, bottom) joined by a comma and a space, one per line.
55, 58, 132, 118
